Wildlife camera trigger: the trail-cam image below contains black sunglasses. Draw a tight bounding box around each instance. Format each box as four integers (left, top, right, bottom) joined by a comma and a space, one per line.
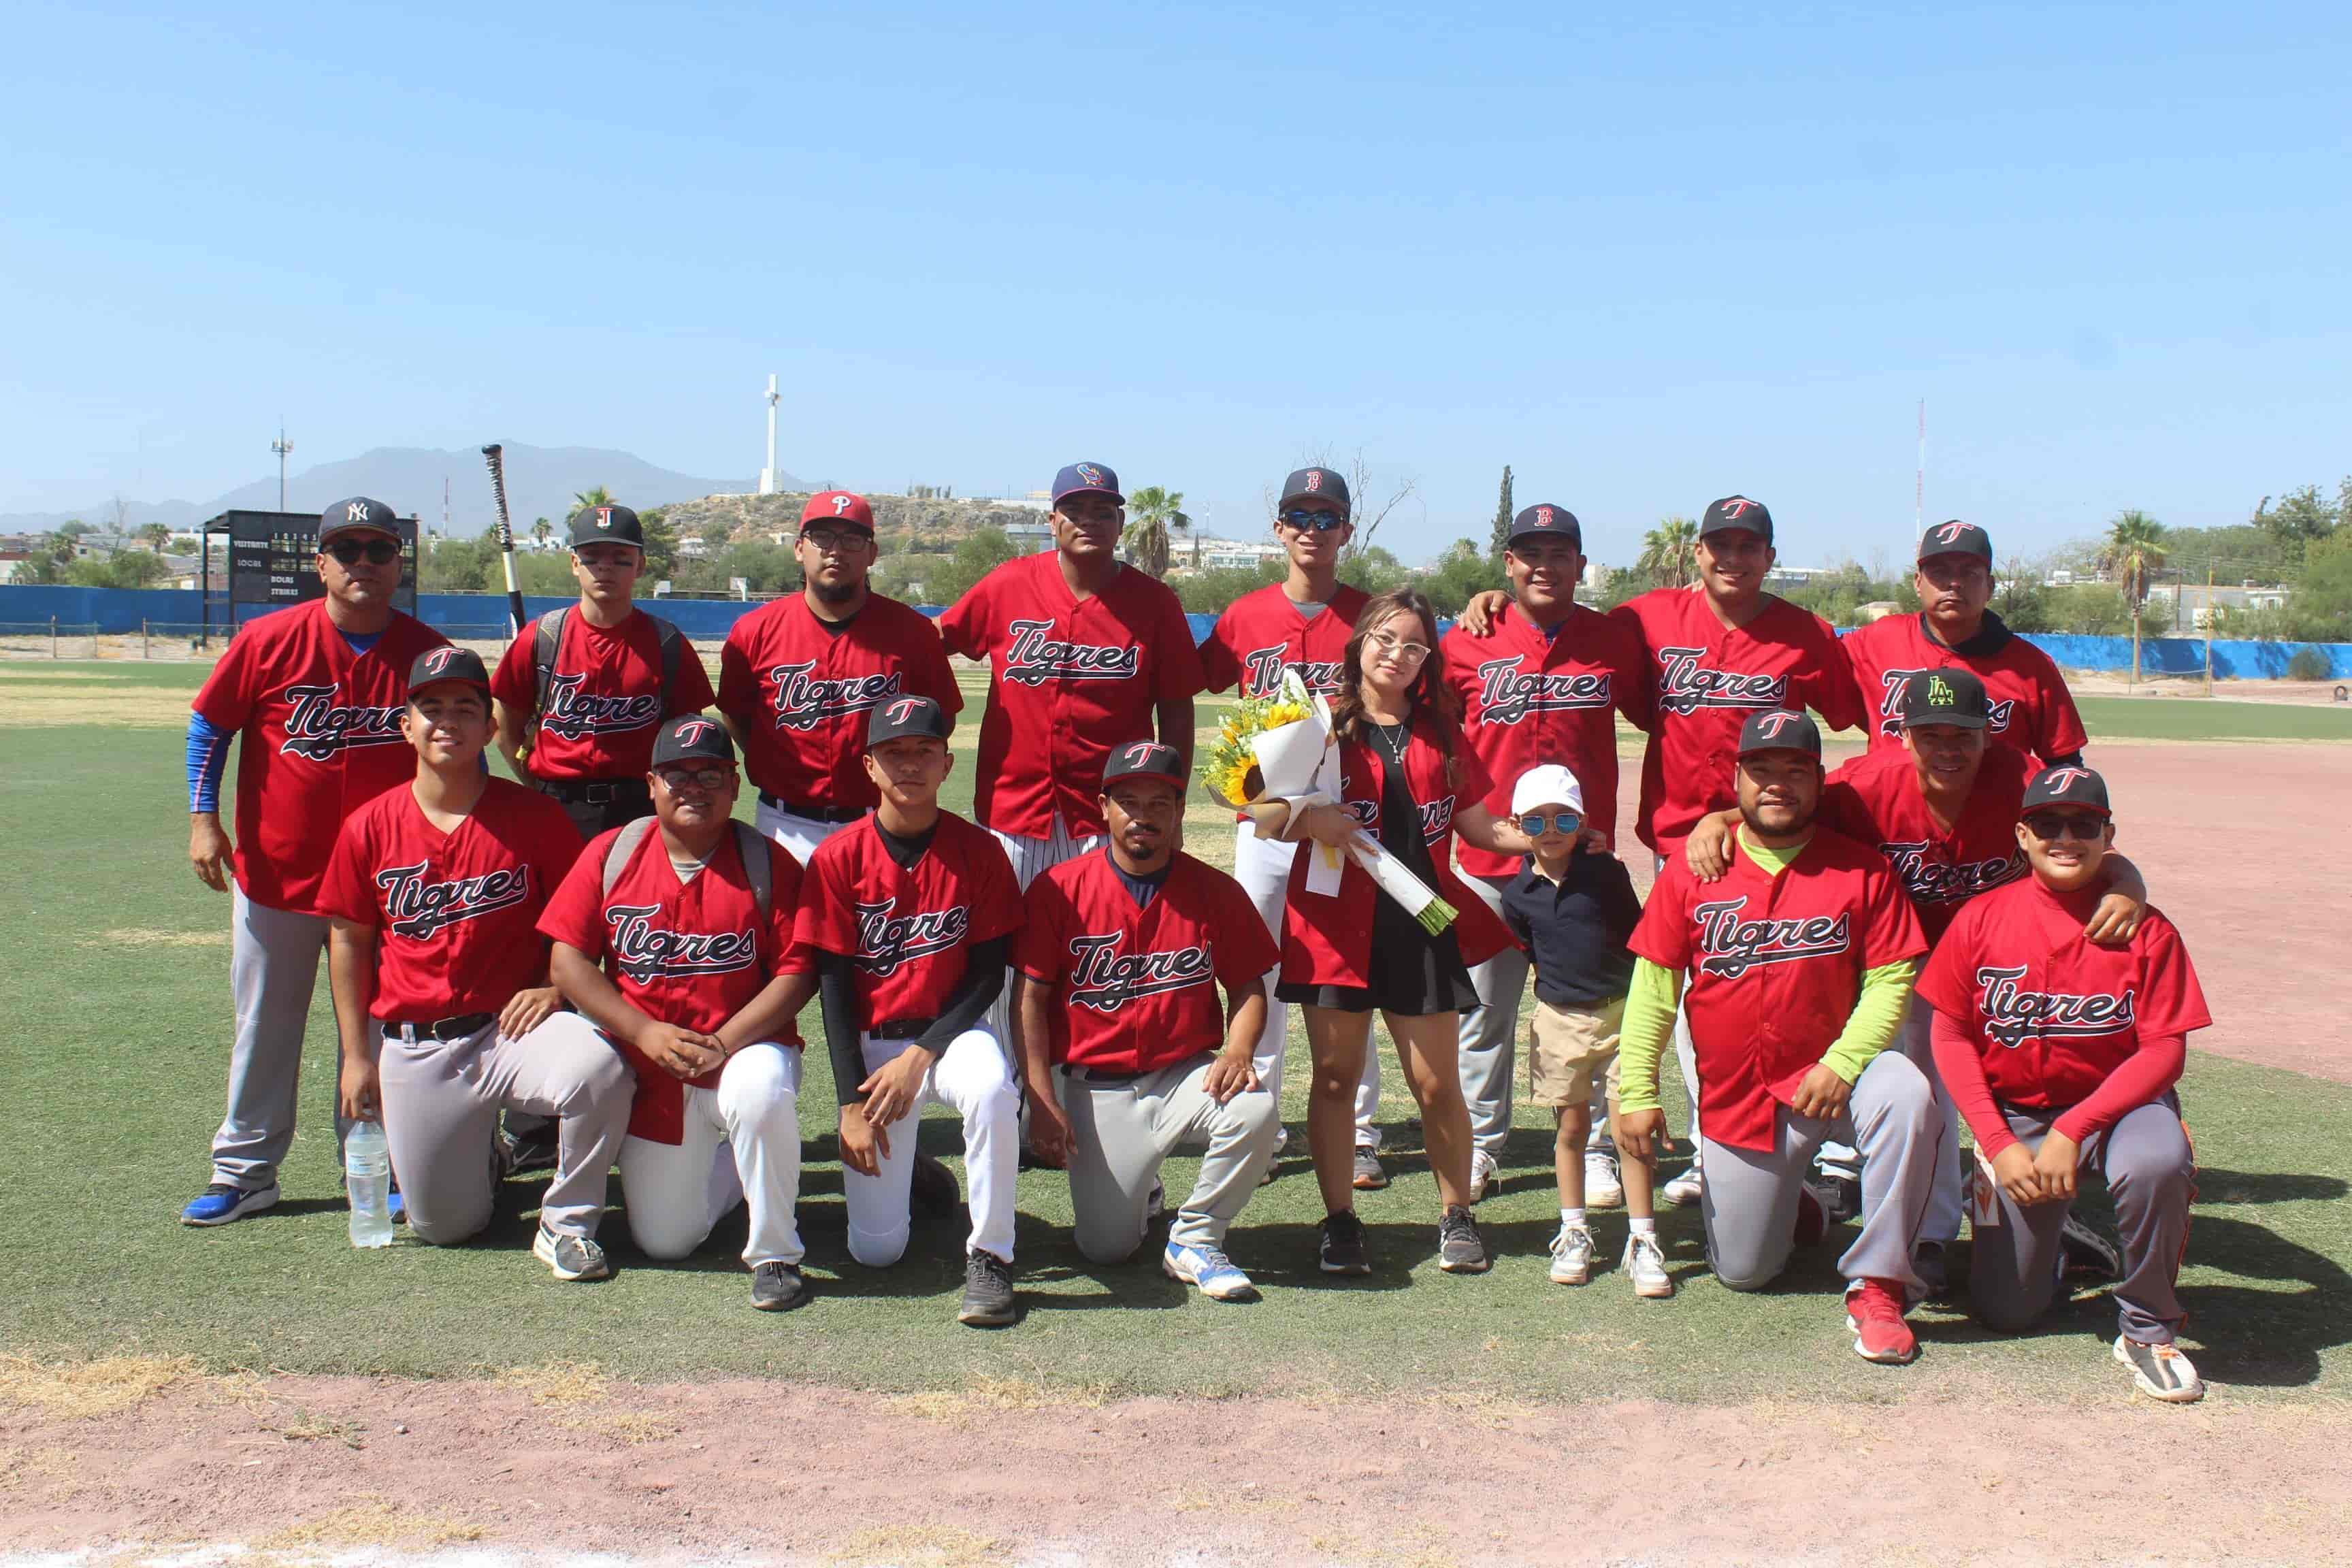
325, 538, 401, 565
1279, 509, 1348, 533
655, 765, 736, 791
2022, 812, 2105, 842
1518, 812, 1583, 837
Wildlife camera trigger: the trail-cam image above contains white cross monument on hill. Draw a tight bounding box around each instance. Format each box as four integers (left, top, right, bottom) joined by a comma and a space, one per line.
757, 374, 781, 495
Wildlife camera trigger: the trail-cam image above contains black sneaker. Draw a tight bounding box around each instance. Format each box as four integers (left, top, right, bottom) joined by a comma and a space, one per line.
500, 1122, 560, 1178
1819, 1172, 1862, 1225
1437, 1205, 1490, 1274
1319, 1209, 1372, 1275
957, 1249, 1017, 1326
909, 1152, 961, 1214
751, 1260, 810, 1312
1913, 1239, 1950, 1301
2061, 1213, 2123, 1280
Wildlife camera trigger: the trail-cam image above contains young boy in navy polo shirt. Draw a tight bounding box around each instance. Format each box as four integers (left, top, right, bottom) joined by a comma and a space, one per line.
1498, 766, 1666, 1297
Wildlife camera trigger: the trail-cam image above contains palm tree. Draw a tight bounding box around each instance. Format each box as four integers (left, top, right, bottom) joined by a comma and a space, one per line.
1635, 515, 1699, 588
531, 516, 553, 549
572, 485, 615, 518
2100, 509, 2168, 686
138, 522, 172, 553
1121, 485, 1192, 579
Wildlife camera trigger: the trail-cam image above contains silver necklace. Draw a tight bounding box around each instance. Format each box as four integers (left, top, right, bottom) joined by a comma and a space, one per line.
1369, 716, 1411, 769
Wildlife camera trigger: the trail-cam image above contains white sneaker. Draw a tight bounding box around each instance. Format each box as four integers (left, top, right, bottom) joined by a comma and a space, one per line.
1584, 1147, 1624, 1208
1467, 1148, 1501, 1205
1548, 1224, 1595, 1285
1622, 1232, 1674, 1298
1662, 1164, 1703, 1207
2113, 1335, 2204, 1403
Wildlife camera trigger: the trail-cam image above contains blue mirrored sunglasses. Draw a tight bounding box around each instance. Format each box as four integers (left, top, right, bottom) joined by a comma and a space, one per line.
1279, 509, 1348, 532
1518, 812, 1582, 837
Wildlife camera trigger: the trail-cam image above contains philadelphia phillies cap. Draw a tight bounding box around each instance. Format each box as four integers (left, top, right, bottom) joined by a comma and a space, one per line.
1101, 740, 1187, 791
1700, 495, 1774, 544
319, 496, 401, 544
651, 715, 736, 767
1051, 461, 1123, 507
1899, 667, 1990, 731
800, 491, 875, 534
1736, 708, 1820, 758
406, 645, 491, 699
866, 693, 953, 746
1278, 466, 1352, 514
1507, 502, 1582, 551
1509, 763, 1586, 818
569, 502, 643, 549
2021, 764, 2112, 819
1917, 519, 1993, 564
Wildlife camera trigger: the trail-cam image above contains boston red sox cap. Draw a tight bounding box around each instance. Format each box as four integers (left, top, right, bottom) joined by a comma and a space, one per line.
1700, 495, 1774, 544
651, 714, 736, 767
569, 502, 644, 549
867, 693, 953, 746
319, 495, 402, 544
1736, 708, 1821, 758
1279, 466, 1352, 514
406, 644, 491, 700
1918, 519, 1993, 564
1899, 667, 1990, 731
1052, 461, 1123, 507
1101, 740, 1187, 791
2021, 764, 2112, 819
1508, 502, 1582, 551
801, 491, 875, 534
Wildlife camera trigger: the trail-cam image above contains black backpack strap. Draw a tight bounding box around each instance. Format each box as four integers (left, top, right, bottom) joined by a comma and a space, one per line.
530, 606, 569, 738
648, 613, 685, 715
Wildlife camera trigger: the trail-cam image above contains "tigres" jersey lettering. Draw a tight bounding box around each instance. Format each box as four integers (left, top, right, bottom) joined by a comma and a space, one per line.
540, 672, 661, 739
604, 904, 760, 983
853, 897, 970, 977
1239, 644, 1344, 698
280, 683, 408, 760
1975, 964, 2137, 1049
1693, 896, 1852, 978
1472, 656, 1612, 724
766, 661, 902, 732
1879, 843, 2026, 906
1003, 618, 1141, 687
1654, 648, 1788, 716
1066, 932, 1215, 1012
376, 862, 532, 939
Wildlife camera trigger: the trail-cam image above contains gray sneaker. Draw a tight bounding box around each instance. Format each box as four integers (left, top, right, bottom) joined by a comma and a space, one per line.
1622, 1232, 1674, 1298
2114, 1335, 2204, 1403
751, 1260, 809, 1312
2062, 1213, 2124, 1279
532, 1226, 609, 1282
1437, 1205, 1490, 1274
1352, 1145, 1388, 1190
957, 1249, 1017, 1326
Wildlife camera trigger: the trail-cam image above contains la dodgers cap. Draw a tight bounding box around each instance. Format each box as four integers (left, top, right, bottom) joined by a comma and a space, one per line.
1051, 461, 1123, 507
651, 715, 736, 768
1899, 667, 1991, 731
801, 491, 875, 533
1278, 466, 1352, 514
569, 502, 644, 549
1736, 708, 1821, 758
1918, 519, 1993, 564
1509, 763, 1586, 818
866, 693, 953, 746
1507, 502, 1582, 551
2021, 764, 2112, 819
319, 496, 402, 544
406, 644, 491, 698
1101, 740, 1188, 791
1700, 495, 1774, 544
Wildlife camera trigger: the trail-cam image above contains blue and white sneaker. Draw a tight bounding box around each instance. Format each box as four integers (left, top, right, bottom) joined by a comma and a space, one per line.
1162, 1241, 1258, 1302
180, 1182, 279, 1227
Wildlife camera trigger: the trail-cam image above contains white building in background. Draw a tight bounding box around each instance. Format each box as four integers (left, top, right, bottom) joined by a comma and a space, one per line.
1172, 536, 1287, 574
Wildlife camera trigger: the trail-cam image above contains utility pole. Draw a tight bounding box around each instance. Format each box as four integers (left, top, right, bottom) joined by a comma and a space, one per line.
757, 374, 780, 495
1914, 398, 1925, 554
272, 424, 293, 511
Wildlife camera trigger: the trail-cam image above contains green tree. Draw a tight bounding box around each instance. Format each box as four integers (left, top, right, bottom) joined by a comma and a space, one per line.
2253, 484, 2340, 546
1635, 516, 1699, 588
2100, 509, 2169, 684
1337, 544, 1409, 598
56, 520, 93, 540
1488, 466, 1514, 561
1422, 538, 1507, 616
926, 526, 1020, 606
1174, 559, 1286, 615
572, 485, 615, 514
138, 522, 172, 553
1990, 558, 2051, 633
636, 506, 677, 579
531, 516, 553, 548
1121, 486, 1192, 580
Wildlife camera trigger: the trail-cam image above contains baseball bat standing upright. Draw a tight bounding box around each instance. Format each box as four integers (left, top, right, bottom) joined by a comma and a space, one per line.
480, 443, 528, 636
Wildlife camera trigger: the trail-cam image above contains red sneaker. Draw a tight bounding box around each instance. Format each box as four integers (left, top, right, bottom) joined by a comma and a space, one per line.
1844, 1278, 1919, 1365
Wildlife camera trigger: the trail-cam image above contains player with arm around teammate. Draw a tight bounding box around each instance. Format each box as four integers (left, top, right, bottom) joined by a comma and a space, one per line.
321, 649, 630, 1279
540, 717, 818, 1311
1918, 765, 2210, 1402
1017, 742, 1282, 1300
796, 697, 1026, 1326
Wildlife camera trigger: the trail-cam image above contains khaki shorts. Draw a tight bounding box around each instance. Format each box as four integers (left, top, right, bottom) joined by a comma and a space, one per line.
1527, 996, 1625, 1109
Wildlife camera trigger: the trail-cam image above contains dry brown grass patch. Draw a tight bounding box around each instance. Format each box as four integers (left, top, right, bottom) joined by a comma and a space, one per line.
259, 1496, 483, 1549
81, 927, 227, 949
559, 1408, 680, 1445
0, 689, 193, 728
491, 1358, 610, 1405
0, 1352, 199, 1418
0, 1443, 80, 1493
888, 1372, 1110, 1426
828, 1523, 1005, 1567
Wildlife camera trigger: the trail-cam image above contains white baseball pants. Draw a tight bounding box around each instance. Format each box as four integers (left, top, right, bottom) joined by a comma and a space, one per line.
753, 799, 854, 868
619, 1042, 806, 1269
844, 1026, 1019, 1267
987, 818, 1105, 1066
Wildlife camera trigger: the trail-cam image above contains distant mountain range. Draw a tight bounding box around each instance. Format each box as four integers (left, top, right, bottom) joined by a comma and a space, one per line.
0, 445, 802, 538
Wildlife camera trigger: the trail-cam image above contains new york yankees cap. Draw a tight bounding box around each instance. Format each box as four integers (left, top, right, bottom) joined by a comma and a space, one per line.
800, 491, 875, 533
867, 693, 953, 746
1736, 708, 1820, 758
406, 644, 492, 699
1899, 666, 1990, 730
1101, 740, 1187, 791
2021, 764, 2111, 819
1700, 495, 1774, 544
1507, 502, 1582, 550
1279, 466, 1352, 514
1917, 519, 1993, 564
651, 714, 736, 767
319, 496, 402, 544
1051, 461, 1124, 507
568, 502, 644, 549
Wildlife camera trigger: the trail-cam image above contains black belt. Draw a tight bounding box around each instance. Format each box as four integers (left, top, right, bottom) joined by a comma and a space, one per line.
384, 1012, 494, 1043
868, 1017, 934, 1041
1066, 1050, 1215, 1086
540, 777, 650, 805
760, 791, 864, 823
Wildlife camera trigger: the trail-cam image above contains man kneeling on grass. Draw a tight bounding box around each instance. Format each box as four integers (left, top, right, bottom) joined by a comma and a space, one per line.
1016, 742, 1281, 1301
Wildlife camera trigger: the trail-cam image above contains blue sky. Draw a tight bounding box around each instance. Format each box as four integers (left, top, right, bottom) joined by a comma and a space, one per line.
7, 1, 2348, 570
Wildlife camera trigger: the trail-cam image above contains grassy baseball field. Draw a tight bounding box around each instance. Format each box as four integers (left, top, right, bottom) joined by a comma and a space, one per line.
2, 659, 2346, 1407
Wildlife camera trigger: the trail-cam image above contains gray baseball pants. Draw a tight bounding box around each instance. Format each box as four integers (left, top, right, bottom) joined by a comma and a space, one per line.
1814, 997, 1964, 1243
210, 889, 348, 1190
1057, 1052, 1279, 1260
1970, 1096, 2194, 1345
1456, 872, 1526, 1159
1699, 1048, 1935, 1296
376, 1010, 632, 1244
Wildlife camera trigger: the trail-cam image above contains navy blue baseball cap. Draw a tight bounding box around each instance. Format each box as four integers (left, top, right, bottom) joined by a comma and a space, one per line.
1102, 740, 1187, 791
867, 694, 953, 746
320, 496, 402, 544
1507, 502, 1582, 551
1279, 466, 1352, 514
1918, 519, 1993, 564
651, 715, 735, 767
406, 644, 491, 699
570, 502, 644, 549
1051, 461, 1123, 507
1701, 495, 1774, 544
2021, 764, 2111, 819
1736, 708, 1820, 758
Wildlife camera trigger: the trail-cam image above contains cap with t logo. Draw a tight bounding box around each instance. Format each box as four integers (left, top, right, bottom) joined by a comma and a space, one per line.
1700, 495, 1774, 544
1102, 740, 1186, 789
2021, 764, 2111, 818
1736, 708, 1820, 757
866, 694, 953, 745
406, 645, 491, 698
1918, 519, 1993, 564
651, 715, 735, 767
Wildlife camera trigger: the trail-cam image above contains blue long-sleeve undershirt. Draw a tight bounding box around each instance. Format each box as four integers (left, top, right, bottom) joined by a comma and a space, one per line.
187, 711, 230, 814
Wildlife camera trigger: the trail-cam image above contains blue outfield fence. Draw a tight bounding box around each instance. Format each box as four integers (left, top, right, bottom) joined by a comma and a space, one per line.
1, 584, 2346, 681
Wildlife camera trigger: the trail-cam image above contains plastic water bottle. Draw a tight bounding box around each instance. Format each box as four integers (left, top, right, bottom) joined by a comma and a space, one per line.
345, 1121, 394, 1248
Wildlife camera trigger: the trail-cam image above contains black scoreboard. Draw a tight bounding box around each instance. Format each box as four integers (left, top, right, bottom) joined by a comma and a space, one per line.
217, 509, 419, 614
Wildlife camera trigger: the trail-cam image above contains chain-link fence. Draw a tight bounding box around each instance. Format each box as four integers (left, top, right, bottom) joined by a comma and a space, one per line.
0, 621, 103, 659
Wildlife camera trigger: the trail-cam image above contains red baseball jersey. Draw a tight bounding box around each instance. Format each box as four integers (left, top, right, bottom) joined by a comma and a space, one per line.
1198, 582, 1369, 699
1841, 612, 2088, 766
794, 811, 1025, 1029
716, 593, 962, 810
1917, 879, 2210, 1111
937, 553, 1205, 838
318, 777, 585, 1022
488, 607, 715, 781
1017, 849, 1279, 1075
1281, 727, 1514, 987
193, 601, 450, 915
1441, 602, 1654, 871
1818, 747, 2033, 944
539, 823, 809, 1144
1629, 828, 1927, 1150
1607, 587, 1863, 855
